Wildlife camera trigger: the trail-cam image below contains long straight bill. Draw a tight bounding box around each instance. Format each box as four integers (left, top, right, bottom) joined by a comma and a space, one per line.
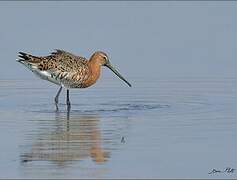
106, 63, 131, 87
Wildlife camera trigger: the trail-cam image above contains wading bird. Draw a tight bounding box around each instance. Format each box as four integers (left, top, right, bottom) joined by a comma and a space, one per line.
17, 49, 131, 110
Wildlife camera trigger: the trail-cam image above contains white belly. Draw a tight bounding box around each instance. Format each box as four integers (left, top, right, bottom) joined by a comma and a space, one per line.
33, 69, 61, 85
20, 61, 61, 86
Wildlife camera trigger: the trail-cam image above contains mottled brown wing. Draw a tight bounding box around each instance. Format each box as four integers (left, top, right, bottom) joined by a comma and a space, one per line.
45, 50, 91, 87
50, 50, 86, 70
50, 49, 80, 59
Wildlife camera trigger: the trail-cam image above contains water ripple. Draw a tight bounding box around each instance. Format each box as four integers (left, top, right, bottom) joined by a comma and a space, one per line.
29, 101, 170, 114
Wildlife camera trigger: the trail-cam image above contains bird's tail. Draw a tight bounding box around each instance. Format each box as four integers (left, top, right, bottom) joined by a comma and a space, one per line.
17, 52, 33, 62
17, 52, 44, 73
17, 51, 42, 65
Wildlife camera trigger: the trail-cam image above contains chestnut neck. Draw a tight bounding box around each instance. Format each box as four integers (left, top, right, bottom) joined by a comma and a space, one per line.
84, 57, 102, 87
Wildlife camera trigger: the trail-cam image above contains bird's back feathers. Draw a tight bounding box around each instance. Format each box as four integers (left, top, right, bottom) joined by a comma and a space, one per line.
17, 50, 92, 88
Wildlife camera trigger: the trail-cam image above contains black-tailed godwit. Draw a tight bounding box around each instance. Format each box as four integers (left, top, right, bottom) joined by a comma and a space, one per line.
17, 49, 131, 110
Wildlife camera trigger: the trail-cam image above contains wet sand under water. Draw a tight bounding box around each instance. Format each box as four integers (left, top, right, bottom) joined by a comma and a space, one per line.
0, 77, 237, 178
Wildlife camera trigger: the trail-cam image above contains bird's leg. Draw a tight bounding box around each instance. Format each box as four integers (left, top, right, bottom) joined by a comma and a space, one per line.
54, 86, 62, 111
66, 89, 71, 111
66, 109, 70, 132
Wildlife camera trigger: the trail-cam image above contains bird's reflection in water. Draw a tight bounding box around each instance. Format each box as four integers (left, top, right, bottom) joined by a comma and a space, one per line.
21, 110, 110, 166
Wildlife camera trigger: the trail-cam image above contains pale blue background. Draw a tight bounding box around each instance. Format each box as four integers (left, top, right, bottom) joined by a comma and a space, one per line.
1, 2, 237, 178
0, 1, 237, 80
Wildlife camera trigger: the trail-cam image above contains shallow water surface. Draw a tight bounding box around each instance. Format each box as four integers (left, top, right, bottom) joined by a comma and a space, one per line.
0, 77, 237, 178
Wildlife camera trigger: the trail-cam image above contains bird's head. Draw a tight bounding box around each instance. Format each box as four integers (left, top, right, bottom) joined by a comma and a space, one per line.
91, 51, 109, 66
90, 51, 131, 87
